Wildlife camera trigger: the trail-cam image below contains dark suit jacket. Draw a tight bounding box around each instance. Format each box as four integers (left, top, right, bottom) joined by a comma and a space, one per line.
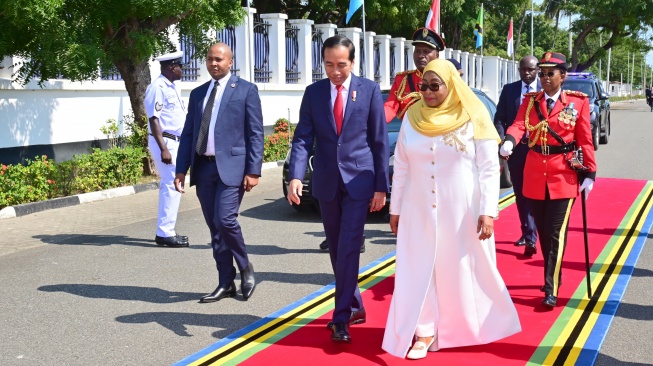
176, 74, 264, 187
494, 80, 541, 139
289, 74, 389, 201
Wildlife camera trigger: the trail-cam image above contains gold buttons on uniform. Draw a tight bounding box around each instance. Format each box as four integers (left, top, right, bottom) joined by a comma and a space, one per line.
543, 160, 546, 163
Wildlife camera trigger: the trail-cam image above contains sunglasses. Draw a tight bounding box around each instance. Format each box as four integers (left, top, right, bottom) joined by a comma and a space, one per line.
538, 71, 560, 78
418, 81, 444, 92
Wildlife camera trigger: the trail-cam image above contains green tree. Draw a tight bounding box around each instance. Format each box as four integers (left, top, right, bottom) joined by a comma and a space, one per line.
0, 0, 244, 173
565, 0, 653, 71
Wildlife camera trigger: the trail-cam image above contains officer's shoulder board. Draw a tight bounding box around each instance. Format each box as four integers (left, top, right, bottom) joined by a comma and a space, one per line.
524, 91, 539, 97
564, 90, 588, 98
396, 69, 417, 76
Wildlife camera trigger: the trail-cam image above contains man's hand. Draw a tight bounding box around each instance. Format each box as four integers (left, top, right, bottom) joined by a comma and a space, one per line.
499, 140, 514, 158
389, 214, 399, 235
243, 174, 259, 192
369, 192, 387, 212
161, 149, 173, 165
477, 215, 494, 240
287, 179, 303, 205
174, 173, 186, 193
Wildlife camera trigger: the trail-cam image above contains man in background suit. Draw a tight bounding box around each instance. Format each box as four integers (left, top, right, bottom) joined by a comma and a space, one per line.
287, 35, 389, 343
175, 43, 264, 303
494, 55, 540, 257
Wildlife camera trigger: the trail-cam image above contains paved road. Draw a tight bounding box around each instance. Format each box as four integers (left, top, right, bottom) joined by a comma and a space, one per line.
1, 101, 651, 365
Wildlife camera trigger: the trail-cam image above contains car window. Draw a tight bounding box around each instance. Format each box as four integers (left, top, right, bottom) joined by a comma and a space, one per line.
563, 80, 595, 98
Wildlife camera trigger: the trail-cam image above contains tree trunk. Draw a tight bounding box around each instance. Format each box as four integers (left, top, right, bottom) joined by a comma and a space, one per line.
552, 11, 560, 48
115, 58, 156, 176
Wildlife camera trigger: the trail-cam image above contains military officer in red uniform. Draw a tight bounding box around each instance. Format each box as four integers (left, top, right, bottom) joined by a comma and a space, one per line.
499, 52, 597, 308
383, 27, 444, 123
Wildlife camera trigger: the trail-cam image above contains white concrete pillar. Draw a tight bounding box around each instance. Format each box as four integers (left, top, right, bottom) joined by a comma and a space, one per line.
405, 41, 416, 70
288, 19, 314, 86
260, 13, 288, 84
482, 56, 501, 102
375, 35, 391, 89
461, 52, 470, 84
314, 23, 337, 40
468, 54, 477, 88
390, 37, 405, 83
451, 50, 461, 62
235, 7, 257, 82
0, 56, 15, 79
337, 28, 362, 75
476, 55, 484, 90
443, 48, 452, 59
363, 32, 376, 81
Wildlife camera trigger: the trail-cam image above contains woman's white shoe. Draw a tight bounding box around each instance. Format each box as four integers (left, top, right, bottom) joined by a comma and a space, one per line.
406, 337, 435, 360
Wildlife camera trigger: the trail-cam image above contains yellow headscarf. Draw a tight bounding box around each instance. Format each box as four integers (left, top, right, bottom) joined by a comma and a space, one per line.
406, 59, 500, 143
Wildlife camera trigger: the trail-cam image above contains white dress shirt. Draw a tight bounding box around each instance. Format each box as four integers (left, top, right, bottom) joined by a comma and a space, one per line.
202, 72, 231, 156
520, 80, 538, 104
330, 73, 352, 122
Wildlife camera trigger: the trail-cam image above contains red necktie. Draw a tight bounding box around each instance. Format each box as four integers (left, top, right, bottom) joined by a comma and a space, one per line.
334, 85, 344, 136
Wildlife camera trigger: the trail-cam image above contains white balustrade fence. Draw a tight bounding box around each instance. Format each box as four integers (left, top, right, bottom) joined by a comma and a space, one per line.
0, 7, 518, 164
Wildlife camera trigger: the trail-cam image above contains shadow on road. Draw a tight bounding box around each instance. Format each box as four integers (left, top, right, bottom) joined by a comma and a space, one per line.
38, 284, 204, 303
595, 353, 653, 366
614, 302, 653, 321
115, 312, 261, 338
241, 197, 390, 224
33, 234, 157, 248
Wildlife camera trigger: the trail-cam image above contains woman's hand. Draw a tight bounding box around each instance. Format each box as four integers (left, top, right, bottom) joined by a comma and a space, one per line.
389, 214, 399, 235
477, 215, 494, 240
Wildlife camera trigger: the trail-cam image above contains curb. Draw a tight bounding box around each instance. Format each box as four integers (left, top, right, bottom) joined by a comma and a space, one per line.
0, 161, 285, 220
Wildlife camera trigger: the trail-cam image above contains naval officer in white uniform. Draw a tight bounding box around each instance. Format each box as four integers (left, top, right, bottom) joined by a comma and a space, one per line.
146, 51, 189, 247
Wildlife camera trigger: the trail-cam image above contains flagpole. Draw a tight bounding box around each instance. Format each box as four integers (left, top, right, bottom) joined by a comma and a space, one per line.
511, 18, 515, 63
362, 0, 367, 78
480, 3, 484, 57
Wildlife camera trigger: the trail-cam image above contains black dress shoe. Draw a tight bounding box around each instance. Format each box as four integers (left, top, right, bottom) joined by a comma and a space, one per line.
176, 234, 189, 243
515, 237, 527, 246
542, 294, 557, 307
240, 262, 256, 300
319, 236, 366, 253
199, 281, 237, 303
524, 241, 537, 257
155, 235, 189, 247
319, 240, 329, 251
330, 322, 351, 343
326, 308, 367, 329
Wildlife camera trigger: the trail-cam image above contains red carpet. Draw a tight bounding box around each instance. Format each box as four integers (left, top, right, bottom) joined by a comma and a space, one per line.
180, 178, 652, 365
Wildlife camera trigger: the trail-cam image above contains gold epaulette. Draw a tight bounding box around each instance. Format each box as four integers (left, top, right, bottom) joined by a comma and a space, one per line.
564, 90, 588, 98
395, 69, 417, 76
524, 91, 539, 97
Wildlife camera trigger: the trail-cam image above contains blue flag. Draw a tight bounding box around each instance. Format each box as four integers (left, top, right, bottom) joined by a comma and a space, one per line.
474, 6, 483, 49
346, 0, 363, 24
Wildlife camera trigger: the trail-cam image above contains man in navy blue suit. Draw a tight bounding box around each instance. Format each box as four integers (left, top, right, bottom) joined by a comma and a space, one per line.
494, 55, 540, 256
175, 43, 264, 303
287, 35, 389, 343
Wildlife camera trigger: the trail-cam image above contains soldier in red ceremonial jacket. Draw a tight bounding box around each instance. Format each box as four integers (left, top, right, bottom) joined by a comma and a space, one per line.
383, 27, 444, 123
499, 52, 597, 308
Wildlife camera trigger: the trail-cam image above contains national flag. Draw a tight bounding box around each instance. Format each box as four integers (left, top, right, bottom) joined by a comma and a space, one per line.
425, 0, 440, 32
346, 0, 363, 24
507, 18, 514, 57
474, 5, 483, 49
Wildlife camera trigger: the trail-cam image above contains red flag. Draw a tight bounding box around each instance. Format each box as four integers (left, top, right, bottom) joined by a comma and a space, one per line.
425, 0, 440, 32
507, 18, 514, 57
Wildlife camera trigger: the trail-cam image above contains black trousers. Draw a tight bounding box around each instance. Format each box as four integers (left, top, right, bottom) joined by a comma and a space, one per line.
529, 187, 576, 297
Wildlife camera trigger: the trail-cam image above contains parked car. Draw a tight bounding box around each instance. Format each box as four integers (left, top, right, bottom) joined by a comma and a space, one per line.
282, 88, 507, 213
562, 72, 611, 150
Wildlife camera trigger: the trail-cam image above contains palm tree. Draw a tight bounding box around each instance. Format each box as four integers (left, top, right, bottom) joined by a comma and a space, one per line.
543, 0, 565, 48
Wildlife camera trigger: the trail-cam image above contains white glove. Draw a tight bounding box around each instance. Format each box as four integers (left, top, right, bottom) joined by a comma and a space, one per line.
499, 141, 514, 157
579, 178, 594, 198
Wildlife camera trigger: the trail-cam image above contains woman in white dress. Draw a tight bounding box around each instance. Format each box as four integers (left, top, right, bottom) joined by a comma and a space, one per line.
382, 59, 521, 360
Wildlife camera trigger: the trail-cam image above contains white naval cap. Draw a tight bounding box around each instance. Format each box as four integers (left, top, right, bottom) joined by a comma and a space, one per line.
155, 50, 184, 64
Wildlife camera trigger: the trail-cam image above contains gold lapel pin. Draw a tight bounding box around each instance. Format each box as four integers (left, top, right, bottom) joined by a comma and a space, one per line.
231, 83, 236, 88
352, 90, 357, 102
